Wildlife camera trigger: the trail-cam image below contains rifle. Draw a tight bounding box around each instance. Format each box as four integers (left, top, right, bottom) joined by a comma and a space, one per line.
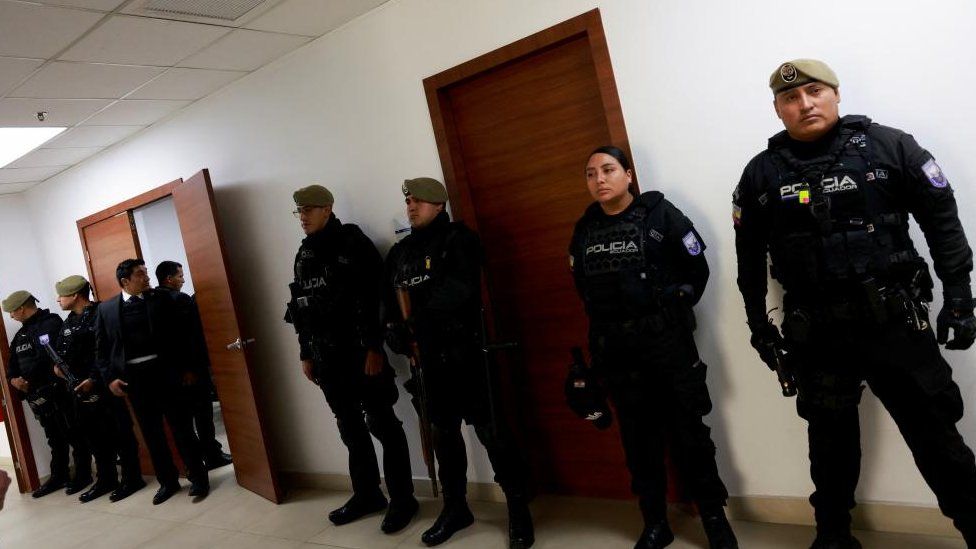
479, 307, 518, 438
395, 287, 439, 497
38, 334, 99, 403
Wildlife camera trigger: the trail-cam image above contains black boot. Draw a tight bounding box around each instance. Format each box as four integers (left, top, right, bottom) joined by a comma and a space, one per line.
700, 508, 738, 549
381, 497, 419, 533
204, 452, 233, 471
65, 473, 93, 496
32, 476, 67, 498
635, 520, 674, 549
328, 492, 388, 525
507, 495, 534, 549
810, 530, 862, 549
79, 481, 116, 503
421, 499, 475, 546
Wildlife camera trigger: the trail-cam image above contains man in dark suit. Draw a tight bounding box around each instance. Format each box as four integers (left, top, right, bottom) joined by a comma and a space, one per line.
155, 260, 232, 470
95, 258, 209, 504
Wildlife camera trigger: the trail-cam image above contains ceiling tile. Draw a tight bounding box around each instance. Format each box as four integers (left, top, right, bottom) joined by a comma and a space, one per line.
10, 61, 164, 99
59, 14, 230, 66
0, 182, 37, 194
44, 124, 142, 147
127, 67, 245, 100
245, 0, 388, 37
0, 166, 67, 184
82, 99, 189, 125
0, 2, 104, 58
0, 57, 44, 96
33, 0, 128, 10
7, 146, 103, 168
178, 28, 310, 71
0, 98, 112, 126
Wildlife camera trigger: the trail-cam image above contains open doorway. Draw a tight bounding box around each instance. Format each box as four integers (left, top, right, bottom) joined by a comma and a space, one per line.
3, 171, 280, 502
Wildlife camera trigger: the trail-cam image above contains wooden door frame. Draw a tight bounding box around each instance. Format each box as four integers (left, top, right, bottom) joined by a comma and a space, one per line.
77, 178, 182, 300
423, 7, 634, 233
0, 313, 40, 493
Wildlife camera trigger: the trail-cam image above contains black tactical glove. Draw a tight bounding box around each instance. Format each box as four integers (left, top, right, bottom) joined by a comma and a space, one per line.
564, 348, 613, 430
750, 319, 784, 370
384, 322, 411, 356
937, 298, 976, 350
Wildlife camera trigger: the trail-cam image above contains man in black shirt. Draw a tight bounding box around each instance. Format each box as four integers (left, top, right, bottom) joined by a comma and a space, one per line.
733, 59, 976, 548
286, 185, 417, 533
54, 275, 144, 503
95, 259, 209, 504
155, 260, 232, 470
3, 290, 90, 498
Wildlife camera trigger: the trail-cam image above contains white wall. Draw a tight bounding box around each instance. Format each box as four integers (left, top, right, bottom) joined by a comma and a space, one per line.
4, 0, 975, 507
0, 195, 57, 476
133, 197, 196, 295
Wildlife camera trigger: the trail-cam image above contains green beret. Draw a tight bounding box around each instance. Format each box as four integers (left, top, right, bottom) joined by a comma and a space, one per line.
2, 290, 34, 313
769, 59, 839, 94
402, 177, 448, 203
55, 275, 89, 297
293, 185, 334, 207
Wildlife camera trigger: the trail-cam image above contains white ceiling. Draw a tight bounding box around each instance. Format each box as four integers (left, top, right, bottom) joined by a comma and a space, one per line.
0, 0, 389, 195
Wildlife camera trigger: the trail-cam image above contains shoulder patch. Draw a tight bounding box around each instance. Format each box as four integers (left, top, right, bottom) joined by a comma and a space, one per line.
682, 231, 703, 256
732, 204, 742, 226
922, 158, 948, 188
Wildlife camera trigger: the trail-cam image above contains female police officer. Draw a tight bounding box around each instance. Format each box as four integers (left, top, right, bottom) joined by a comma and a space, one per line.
568, 146, 737, 549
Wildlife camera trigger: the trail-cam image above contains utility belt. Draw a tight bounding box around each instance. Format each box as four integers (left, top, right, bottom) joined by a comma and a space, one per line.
784, 278, 931, 344
591, 304, 693, 338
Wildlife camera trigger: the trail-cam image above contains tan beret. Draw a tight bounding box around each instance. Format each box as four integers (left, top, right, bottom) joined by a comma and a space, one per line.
293, 185, 334, 207
2, 290, 34, 313
402, 177, 448, 203
770, 59, 839, 94
55, 275, 89, 297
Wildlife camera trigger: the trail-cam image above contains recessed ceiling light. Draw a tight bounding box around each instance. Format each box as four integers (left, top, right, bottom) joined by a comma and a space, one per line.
0, 127, 67, 168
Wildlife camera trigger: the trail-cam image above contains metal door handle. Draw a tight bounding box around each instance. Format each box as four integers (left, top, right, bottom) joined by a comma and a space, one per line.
226, 337, 256, 351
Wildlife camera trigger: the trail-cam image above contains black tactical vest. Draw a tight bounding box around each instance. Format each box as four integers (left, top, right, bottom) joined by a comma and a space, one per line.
577, 192, 676, 321
764, 118, 921, 296
293, 224, 361, 339
55, 304, 98, 379
12, 311, 60, 384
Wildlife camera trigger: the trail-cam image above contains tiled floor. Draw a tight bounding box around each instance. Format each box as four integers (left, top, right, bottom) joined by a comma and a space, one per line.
0, 465, 967, 548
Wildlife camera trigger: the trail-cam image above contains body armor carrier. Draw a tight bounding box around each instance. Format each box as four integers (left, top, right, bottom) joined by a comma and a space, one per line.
765, 117, 933, 331
578, 193, 672, 322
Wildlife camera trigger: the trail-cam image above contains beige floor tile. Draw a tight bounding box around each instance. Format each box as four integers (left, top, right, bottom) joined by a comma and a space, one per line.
138, 522, 235, 549
63, 516, 180, 549
208, 531, 305, 549
241, 489, 338, 541
187, 487, 280, 530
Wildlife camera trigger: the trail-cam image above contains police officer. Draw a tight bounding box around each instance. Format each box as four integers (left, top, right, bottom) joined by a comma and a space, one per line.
733, 59, 976, 549
286, 185, 418, 533
569, 147, 737, 549
3, 290, 91, 498
155, 260, 233, 470
384, 178, 534, 548
53, 275, 145, 503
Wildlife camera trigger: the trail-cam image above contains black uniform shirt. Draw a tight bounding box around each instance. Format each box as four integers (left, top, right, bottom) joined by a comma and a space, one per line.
55, 302, 99, 383
292, 215, 386, 359
7, 309, 63, 386
733, 114, 972, 328
569, 191, 709, 323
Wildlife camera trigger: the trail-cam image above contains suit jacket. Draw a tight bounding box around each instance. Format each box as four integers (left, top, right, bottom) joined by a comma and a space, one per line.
94, 289, 189, 384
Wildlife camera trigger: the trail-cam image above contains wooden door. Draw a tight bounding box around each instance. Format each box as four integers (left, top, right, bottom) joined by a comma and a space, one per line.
425, 9, 634, 498
173, 170, 282, 503
80, 212, 141, 301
